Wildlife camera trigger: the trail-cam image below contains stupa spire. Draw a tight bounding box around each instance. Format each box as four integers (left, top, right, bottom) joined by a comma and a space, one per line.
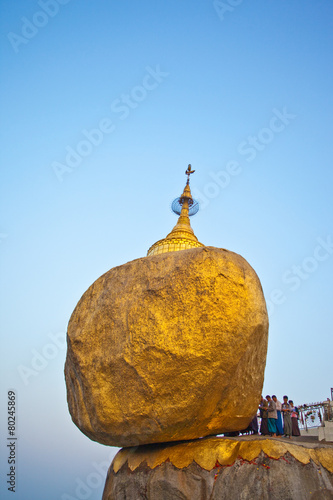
147, 165, 204, 257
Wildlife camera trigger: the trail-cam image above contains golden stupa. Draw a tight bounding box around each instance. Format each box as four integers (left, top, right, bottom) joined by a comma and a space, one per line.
65, 168, 333, 500
147, 165, 204, 256
65, 165, 269, 447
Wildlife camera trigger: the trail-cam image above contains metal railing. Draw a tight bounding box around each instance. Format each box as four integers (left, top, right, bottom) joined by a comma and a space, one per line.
297, 400, 332, 430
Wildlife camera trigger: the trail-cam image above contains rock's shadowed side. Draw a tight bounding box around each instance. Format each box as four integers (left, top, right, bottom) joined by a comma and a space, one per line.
65, 246, 268, 447
103, 452, 333, 500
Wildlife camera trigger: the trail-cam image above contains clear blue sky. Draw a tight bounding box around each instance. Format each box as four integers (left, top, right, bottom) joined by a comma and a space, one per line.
1, 1, 332, 499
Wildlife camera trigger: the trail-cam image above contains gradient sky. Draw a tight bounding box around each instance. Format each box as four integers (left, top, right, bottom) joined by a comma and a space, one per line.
1, 1, 333, 499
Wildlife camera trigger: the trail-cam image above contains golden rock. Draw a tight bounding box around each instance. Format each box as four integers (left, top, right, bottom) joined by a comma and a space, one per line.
65, 245, 268, 447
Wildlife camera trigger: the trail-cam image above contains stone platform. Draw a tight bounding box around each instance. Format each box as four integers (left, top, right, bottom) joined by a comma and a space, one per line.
102, 435, 333, 499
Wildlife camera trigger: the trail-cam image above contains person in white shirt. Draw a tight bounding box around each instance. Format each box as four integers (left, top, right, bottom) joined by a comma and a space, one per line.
272, 395, 283, 435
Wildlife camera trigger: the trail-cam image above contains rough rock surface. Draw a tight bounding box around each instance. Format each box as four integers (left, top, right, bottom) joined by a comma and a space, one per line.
103, 453, 333, 500
65, 246, 268, 447
103, 437, 333, 500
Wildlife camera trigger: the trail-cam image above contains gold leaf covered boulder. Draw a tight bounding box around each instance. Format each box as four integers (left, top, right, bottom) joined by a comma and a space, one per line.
65, 166, 269, 447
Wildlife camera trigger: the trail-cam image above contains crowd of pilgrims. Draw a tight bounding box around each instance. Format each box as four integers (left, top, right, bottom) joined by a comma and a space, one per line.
257, 395, 301, 438
224, 395, 301, 438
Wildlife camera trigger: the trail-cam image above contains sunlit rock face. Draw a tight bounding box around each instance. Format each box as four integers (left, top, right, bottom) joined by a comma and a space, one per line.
65, 246, 268, 447
102, 437, 333, 500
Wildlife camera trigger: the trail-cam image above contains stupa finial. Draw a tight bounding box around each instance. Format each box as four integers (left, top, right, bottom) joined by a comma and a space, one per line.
185, 164, 195, 183
147, 165, 204, 257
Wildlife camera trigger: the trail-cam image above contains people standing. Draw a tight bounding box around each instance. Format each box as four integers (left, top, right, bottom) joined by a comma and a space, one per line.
281, 395, 292, 438
266, 395, 277, 437
259, 397, 269, 436
272, 395, 283, 436
289, 400, 301, 437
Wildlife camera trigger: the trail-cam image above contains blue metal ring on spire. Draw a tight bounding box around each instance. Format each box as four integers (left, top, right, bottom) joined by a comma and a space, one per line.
171, 198, 199, 216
